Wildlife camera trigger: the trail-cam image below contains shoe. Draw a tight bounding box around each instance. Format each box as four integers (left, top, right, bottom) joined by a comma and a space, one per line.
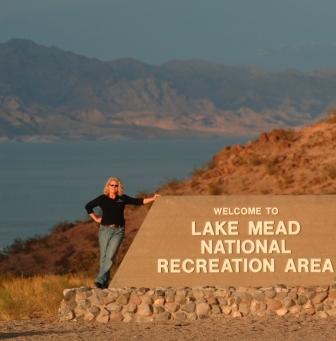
94, 282, 104, 289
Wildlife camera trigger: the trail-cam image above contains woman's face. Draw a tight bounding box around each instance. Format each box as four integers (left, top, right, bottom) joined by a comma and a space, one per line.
109, 180, 119, 195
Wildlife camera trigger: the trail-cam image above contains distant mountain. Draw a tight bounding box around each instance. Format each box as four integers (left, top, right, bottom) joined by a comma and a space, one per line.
1, 39, 336, 141
243, 42, 336, 71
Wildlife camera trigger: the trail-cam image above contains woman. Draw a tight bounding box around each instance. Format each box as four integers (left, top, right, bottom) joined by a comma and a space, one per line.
85, 176, 159, 289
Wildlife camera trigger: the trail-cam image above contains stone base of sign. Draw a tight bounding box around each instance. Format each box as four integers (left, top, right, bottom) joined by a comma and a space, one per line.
59, 283, 336, 322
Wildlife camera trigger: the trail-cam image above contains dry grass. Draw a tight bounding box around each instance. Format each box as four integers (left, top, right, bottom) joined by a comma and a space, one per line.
0, 274, 91, 321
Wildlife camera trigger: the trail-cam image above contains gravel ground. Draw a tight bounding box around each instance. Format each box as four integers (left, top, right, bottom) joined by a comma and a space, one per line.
1, 316, 336, 341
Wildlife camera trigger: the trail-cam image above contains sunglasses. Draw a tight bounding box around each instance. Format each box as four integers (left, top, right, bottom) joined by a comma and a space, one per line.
110, 184, 119, 187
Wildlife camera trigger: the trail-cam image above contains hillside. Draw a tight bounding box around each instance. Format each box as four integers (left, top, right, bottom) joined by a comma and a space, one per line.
0, 114, 335, 277
1, 39, 336, 141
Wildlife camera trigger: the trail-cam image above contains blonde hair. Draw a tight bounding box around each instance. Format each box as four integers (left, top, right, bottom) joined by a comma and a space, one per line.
103, 177, 124, 196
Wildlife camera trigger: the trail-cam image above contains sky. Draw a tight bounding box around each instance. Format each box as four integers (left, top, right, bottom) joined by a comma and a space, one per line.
1, 0, 336, 65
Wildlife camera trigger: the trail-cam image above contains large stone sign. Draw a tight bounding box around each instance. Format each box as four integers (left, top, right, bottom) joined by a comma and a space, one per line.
110, 196, 336, 288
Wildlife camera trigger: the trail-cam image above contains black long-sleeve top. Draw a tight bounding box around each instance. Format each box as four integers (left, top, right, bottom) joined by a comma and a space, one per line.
85, 194, 143, 226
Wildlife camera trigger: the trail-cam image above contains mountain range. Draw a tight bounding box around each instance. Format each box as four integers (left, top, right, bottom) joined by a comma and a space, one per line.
1, 39, 336, 141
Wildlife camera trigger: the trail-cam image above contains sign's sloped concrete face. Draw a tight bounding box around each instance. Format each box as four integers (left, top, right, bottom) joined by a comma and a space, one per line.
110, 196, 336, 288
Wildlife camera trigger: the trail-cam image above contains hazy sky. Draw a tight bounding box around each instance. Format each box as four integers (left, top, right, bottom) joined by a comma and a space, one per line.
1, 0, 336, 64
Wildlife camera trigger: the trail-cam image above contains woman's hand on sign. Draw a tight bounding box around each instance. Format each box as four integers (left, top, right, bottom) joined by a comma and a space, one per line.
143, 193, 161, 204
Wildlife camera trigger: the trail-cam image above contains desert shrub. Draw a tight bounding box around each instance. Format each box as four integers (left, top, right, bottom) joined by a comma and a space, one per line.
31, 252, 46, 265
264, 158, 279, 175
206, 158, 216, 169
51, 221, 75, 233
191, 166, 206, 177
208, 182, 222, 195
135, 190, 152, 198
0, 274, 91, 320
325, 165, 336, 179
249, 155, 263, 166
326, 107, 336, 124
2, 236, 42, 255
164, 177, 181, 190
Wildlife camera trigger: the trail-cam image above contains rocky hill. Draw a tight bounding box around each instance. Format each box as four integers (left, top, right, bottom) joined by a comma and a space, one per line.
1, 114, 335, 277
1, 39, 336, 141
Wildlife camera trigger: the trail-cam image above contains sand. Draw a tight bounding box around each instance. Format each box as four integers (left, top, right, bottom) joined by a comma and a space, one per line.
1, 316, 336, 341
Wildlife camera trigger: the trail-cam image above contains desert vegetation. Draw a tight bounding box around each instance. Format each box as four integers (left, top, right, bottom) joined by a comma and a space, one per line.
0, 274, 91, 320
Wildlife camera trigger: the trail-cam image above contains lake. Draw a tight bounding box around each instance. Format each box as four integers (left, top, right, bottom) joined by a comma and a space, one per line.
0, 136, 249, 250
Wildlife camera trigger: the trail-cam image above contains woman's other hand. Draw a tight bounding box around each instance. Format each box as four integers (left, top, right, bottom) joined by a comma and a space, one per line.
89, 213, 102, 224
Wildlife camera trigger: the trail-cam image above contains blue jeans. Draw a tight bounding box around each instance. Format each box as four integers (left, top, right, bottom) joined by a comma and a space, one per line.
95, 225, 125, 286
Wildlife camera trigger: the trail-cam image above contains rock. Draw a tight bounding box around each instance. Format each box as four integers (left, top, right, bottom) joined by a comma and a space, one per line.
317, 311, 328, 319
176, 289, 187, 297
214, 289, 228, 297
222, 306, 232, 315
122, 312, 135, 322
303, 301, 313, 309
186, 312, 198, 320
106, 302, 122, 312
276, 308, 288, 316
154, 297, 165, 306
298, 295, 308, 305
207, 296, 218, 305
89, 291, 105, 306
175, 295, 186, 305
123, 303, 137, 313
238, 303, 250, 316
217, 297, 227, 305
155, 289, 165, 297
300, 307, 315, 316
116, 293, 129, 305
77, 299, 90, 310
315, 304, 324, 312
181, 302, 196, 313
74, 306, 86, 318
135, 315, 154, 323
173, 311, 187, 320
211, 304, 222, 314
289, 305, 301, 315
196, 303, 211, 316
235, 292, 252, 303
129, 293, 142, 305
165, 302, 180, 313
276, 292, 288, 300
136, 287, 149, 295
137, 303, 152, 317
232, 311, 242, 318
141, 296, 153, 304
63, 289, 76, 301
144, 289, 155, 297
312, 292, 328, 304
288, 290, 298, 300
84, 312, 96, 321
110, 311, 124, 321
154, 312, 171, 321
76, 290, 91, 302
254, 291, 266, 301
165, 288, 176, 301
60, 310, 74, 321
96, 309, 110, 323
59, 300, 76, 313
265, 290, 276, 299
283, 298, 295, 309
326, 308, 336, 317
306, 289, 316, 300
88, 306, 100, 317
268, 300, 282, 311
153, 305, 165, 314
